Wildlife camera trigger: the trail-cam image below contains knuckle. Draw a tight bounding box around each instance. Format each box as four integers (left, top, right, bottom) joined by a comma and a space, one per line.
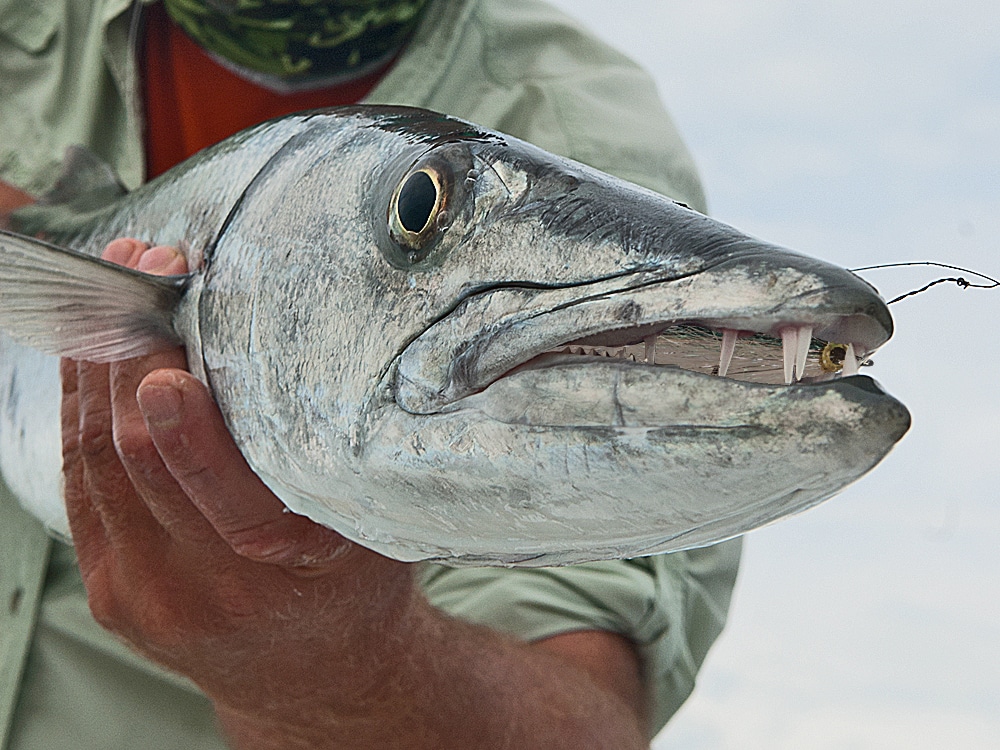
226, 517, 299, 563
87, 589, 121, 632
169, 457, 213, 485
112, 423, 159, 467
79, 421, 115, 460
226, 517, 350, 567
59, 358, 79, 396
83, 567, 189, 651
61, 427, 80, 461
226, 520, 283, 560
102, 237, 148, 266
130, 597, 189, 651
61, 468, 86, 508
80, 567, 122, 631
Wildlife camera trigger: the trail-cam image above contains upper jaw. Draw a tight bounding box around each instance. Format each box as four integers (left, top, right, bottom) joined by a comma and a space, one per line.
393, 257, 894, 416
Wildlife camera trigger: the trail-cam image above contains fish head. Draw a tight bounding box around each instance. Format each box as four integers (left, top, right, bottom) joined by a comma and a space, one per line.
197, 107, 910, 566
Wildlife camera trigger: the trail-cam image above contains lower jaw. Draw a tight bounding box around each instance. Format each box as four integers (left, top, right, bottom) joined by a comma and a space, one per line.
452, 354, 881, 431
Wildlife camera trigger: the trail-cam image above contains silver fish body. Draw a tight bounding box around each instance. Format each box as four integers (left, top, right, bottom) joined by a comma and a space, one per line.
0, 106, 910, 566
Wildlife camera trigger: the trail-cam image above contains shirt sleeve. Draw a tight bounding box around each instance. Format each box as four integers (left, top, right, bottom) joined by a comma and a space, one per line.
420, 537, 742, 736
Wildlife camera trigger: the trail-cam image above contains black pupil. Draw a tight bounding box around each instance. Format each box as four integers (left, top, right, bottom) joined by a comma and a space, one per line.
397, 171, 437, 233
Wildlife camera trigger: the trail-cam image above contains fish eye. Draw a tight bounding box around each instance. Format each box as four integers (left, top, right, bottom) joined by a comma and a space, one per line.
397, 171, 437, 233
388, 166, 446, 260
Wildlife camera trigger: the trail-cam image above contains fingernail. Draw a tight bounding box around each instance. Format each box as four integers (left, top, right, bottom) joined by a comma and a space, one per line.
137, 383, 183, 429
136, 245, 186, 275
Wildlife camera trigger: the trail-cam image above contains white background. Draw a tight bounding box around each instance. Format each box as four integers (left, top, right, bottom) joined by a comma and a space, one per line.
546, 2, 1000, 747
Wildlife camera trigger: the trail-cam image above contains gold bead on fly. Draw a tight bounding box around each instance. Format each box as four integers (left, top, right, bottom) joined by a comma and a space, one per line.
820, 342, 849, 372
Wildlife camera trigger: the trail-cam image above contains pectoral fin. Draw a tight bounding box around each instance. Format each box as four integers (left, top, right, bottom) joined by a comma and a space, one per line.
0, 230, 189, 362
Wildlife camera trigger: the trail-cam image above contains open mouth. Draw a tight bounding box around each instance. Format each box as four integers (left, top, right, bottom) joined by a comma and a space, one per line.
394, 263, 893, 416
548, 323, 867, 385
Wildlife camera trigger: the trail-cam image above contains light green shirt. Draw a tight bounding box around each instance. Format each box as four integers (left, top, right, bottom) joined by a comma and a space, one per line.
0, 0, 739, 746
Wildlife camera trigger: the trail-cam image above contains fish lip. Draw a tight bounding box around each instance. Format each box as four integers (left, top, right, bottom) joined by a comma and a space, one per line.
394, 261, 896, 416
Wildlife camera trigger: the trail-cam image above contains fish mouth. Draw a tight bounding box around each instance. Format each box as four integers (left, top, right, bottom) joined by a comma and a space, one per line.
394, 257, 897, 422
518, 324, 868, 385
366, 248, 909, 567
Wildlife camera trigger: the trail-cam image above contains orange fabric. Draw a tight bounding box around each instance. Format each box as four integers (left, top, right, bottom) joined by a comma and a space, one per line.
0, 180, 35, 214
142, 3, 390, 179
0, 179, 34, 230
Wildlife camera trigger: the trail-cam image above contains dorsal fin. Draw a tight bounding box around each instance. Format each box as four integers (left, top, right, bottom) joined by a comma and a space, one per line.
0, 230, 189, 362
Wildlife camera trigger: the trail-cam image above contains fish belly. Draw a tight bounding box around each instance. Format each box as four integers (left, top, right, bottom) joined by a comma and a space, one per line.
0, 335, 66, 536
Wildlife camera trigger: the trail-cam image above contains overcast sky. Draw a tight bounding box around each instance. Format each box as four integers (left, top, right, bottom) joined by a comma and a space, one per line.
546, 2, 1000, 748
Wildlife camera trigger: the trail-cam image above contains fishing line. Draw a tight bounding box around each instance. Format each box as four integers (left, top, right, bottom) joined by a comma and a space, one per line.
849, 261, 999, 304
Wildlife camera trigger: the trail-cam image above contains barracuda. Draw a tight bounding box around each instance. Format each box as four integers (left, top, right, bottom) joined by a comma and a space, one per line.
0, 106, 910, 566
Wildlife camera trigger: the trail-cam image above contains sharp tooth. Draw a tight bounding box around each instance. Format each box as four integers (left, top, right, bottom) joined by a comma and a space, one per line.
842, 343, 859, 376
795, 325, 812, 381
781, 328, 797, 384
644, 334, 656, 364
718, 329, 737, 377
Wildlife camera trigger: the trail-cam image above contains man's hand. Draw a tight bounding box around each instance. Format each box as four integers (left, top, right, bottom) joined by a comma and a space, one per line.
62, 238, 417, 705
62, 239, 648, 749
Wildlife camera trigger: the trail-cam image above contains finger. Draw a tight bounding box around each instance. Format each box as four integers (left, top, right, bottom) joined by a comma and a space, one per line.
100, 240, 189, 276
81, 236, 182, 547
109, 352, 225, 542
137, 369, 352, 568
136, 244, 189, 275
61, 357, 130, 628
101, 240, 212, 537
60, 357, 107, 552
77, 358, 165, 549
101, 237, 150, 267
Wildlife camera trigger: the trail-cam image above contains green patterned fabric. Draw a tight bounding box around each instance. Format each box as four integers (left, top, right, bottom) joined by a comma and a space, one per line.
163, 0, 429, 89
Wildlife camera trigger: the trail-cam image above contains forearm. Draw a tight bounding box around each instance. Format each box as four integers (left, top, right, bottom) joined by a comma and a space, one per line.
212, 594, 648, 750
